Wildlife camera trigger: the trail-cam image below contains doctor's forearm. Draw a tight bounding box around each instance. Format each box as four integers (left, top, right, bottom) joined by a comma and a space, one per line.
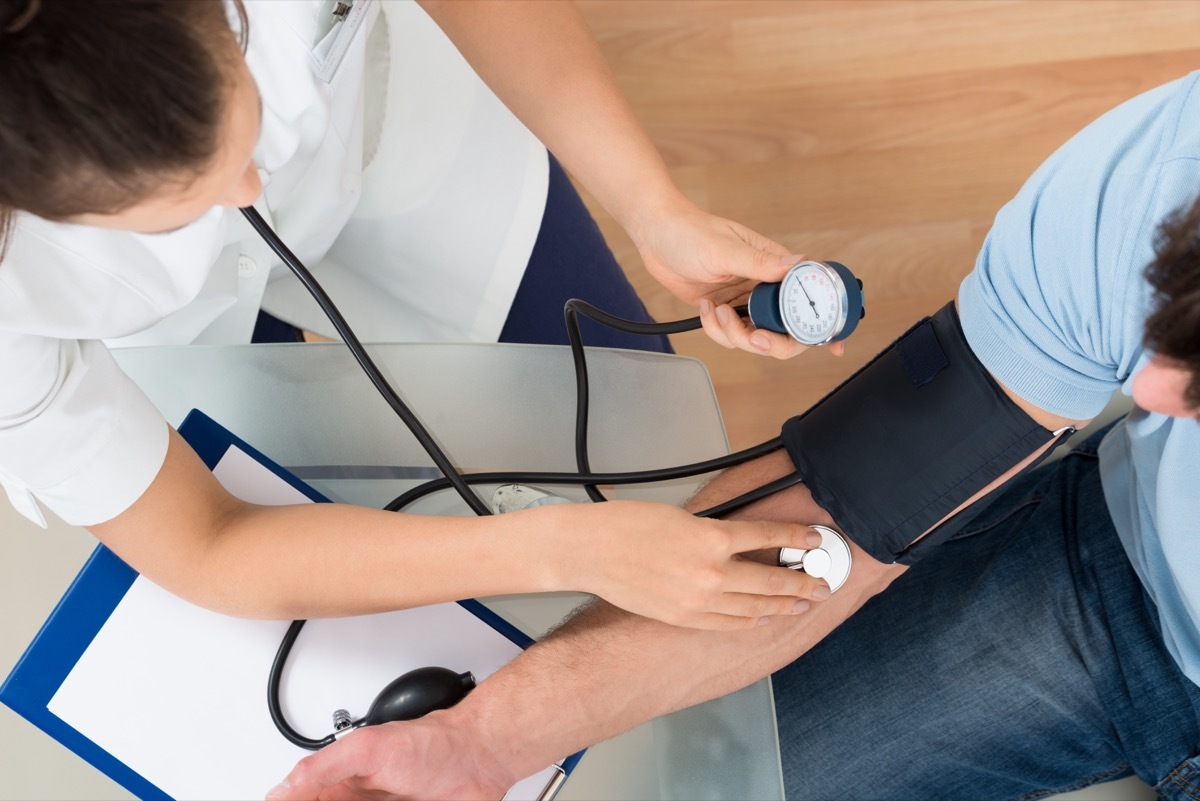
88, 429, 562, 619
99, 506, 560, 621
415, 0, 691, 235
172, 504, 561, 619
90, 430, 829, 626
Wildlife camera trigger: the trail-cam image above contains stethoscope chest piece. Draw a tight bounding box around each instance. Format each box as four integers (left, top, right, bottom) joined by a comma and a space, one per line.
778, 524, 852, 592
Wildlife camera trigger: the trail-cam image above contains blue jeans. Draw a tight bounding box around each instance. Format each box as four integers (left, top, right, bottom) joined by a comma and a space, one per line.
255, 153, 672, 353
772, 422, 1200, 800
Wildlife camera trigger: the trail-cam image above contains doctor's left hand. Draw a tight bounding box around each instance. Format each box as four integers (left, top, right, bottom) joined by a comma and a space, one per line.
629, 198, 822, 360
266, 712, 511, 801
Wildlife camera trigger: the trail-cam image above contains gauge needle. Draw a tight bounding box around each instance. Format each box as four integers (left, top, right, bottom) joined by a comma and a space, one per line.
799, 283, 820, 318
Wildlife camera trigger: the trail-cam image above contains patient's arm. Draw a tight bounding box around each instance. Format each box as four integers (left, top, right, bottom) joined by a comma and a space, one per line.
270, 378, 1086, 800
479, 386, 1083, 760
269, 450, 904, 799
447, 382, 1086, 783
463, 451, 907, 784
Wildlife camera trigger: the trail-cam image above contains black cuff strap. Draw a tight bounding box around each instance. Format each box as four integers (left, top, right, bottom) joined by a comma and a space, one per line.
780, 302, 1064, 565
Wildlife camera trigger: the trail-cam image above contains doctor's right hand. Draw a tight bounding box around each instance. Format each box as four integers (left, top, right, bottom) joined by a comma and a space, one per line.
537, 500, 830, 630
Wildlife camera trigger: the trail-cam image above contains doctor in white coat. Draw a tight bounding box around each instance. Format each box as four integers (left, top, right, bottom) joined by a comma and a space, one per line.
0, 0, 832, 639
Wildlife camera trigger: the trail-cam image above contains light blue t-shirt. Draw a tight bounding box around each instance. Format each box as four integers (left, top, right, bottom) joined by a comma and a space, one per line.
959, 71, 1200, 687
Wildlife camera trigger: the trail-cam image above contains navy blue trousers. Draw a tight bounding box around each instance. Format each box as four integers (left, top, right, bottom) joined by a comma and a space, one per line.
773, 422, 1200, 800
254, 154, 671, 353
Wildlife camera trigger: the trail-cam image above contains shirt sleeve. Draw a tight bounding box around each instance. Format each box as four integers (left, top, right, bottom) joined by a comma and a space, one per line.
0, 329, 169, 527
959, 74, 1200, 421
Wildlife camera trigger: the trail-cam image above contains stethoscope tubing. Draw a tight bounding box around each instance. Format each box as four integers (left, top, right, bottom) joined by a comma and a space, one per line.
242, 206, 797, 751
382, 436, 785, 514
240, 207, 494, 517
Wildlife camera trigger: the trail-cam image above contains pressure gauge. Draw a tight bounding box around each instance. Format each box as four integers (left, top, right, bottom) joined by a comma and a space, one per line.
748, 260, 865, 346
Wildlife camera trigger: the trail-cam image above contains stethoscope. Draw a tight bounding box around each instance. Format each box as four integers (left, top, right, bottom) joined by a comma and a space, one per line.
238, 206, 864, 753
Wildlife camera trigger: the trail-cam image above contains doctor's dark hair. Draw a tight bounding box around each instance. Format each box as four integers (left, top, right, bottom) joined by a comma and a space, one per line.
1143, 192, 1200, 410
0, 0, 248, 256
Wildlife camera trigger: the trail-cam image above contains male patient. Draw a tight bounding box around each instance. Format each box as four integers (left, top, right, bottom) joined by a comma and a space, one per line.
269, 71, 1200, 800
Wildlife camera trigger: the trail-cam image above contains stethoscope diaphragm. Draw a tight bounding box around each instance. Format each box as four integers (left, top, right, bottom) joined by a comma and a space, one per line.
778, 524, 852, 592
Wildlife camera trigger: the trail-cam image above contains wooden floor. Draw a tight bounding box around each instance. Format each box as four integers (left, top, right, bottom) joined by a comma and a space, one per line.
574, 0, 1200, 450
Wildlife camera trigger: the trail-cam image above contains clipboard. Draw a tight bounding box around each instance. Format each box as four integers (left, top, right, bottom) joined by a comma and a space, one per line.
1, 409, 582, 800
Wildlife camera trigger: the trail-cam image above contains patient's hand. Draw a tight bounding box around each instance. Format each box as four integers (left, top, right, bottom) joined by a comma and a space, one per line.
267, 710, 511, 801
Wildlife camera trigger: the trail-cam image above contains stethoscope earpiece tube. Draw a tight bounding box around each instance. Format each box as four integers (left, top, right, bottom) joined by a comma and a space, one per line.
239, 206, 491, 517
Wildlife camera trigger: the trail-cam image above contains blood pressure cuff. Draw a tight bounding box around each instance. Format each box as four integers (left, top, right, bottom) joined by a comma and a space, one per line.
781, 301, 1060, 565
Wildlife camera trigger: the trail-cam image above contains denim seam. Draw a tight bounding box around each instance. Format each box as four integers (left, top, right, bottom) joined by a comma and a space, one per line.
1008, 764, 1131, 801
1162, 761, 1200, 801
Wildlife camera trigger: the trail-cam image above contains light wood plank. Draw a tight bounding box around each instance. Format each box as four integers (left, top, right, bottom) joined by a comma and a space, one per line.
576, 0, 1198, 449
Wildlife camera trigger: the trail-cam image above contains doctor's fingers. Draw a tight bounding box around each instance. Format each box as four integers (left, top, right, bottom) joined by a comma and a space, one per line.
699, 300, 810, 360
685, 595, 816, 632
725, 558, 830, 602
709, 591, 816, 625
718, 519, 828, 557
316, 786, 372, 801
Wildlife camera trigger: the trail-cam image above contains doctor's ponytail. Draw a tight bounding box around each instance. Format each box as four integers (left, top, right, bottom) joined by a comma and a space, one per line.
0, 0, 249, 258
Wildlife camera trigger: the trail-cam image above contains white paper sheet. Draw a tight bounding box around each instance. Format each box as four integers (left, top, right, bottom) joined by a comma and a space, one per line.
46, 445, 561, 799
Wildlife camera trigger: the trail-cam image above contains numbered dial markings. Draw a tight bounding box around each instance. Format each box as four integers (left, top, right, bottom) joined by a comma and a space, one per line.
781, 263, 846, 344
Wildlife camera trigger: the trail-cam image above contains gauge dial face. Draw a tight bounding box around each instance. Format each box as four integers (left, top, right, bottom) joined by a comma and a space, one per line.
780, 262, 848, 345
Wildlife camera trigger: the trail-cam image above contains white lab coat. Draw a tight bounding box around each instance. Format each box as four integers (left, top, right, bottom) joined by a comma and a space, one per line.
0, 0, 547, 526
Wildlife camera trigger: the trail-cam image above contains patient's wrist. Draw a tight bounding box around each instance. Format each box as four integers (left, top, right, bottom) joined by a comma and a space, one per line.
445, 677, 559, 792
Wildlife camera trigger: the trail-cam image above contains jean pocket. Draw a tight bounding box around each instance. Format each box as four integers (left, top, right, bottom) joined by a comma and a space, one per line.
1158, 752, 1200, 801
